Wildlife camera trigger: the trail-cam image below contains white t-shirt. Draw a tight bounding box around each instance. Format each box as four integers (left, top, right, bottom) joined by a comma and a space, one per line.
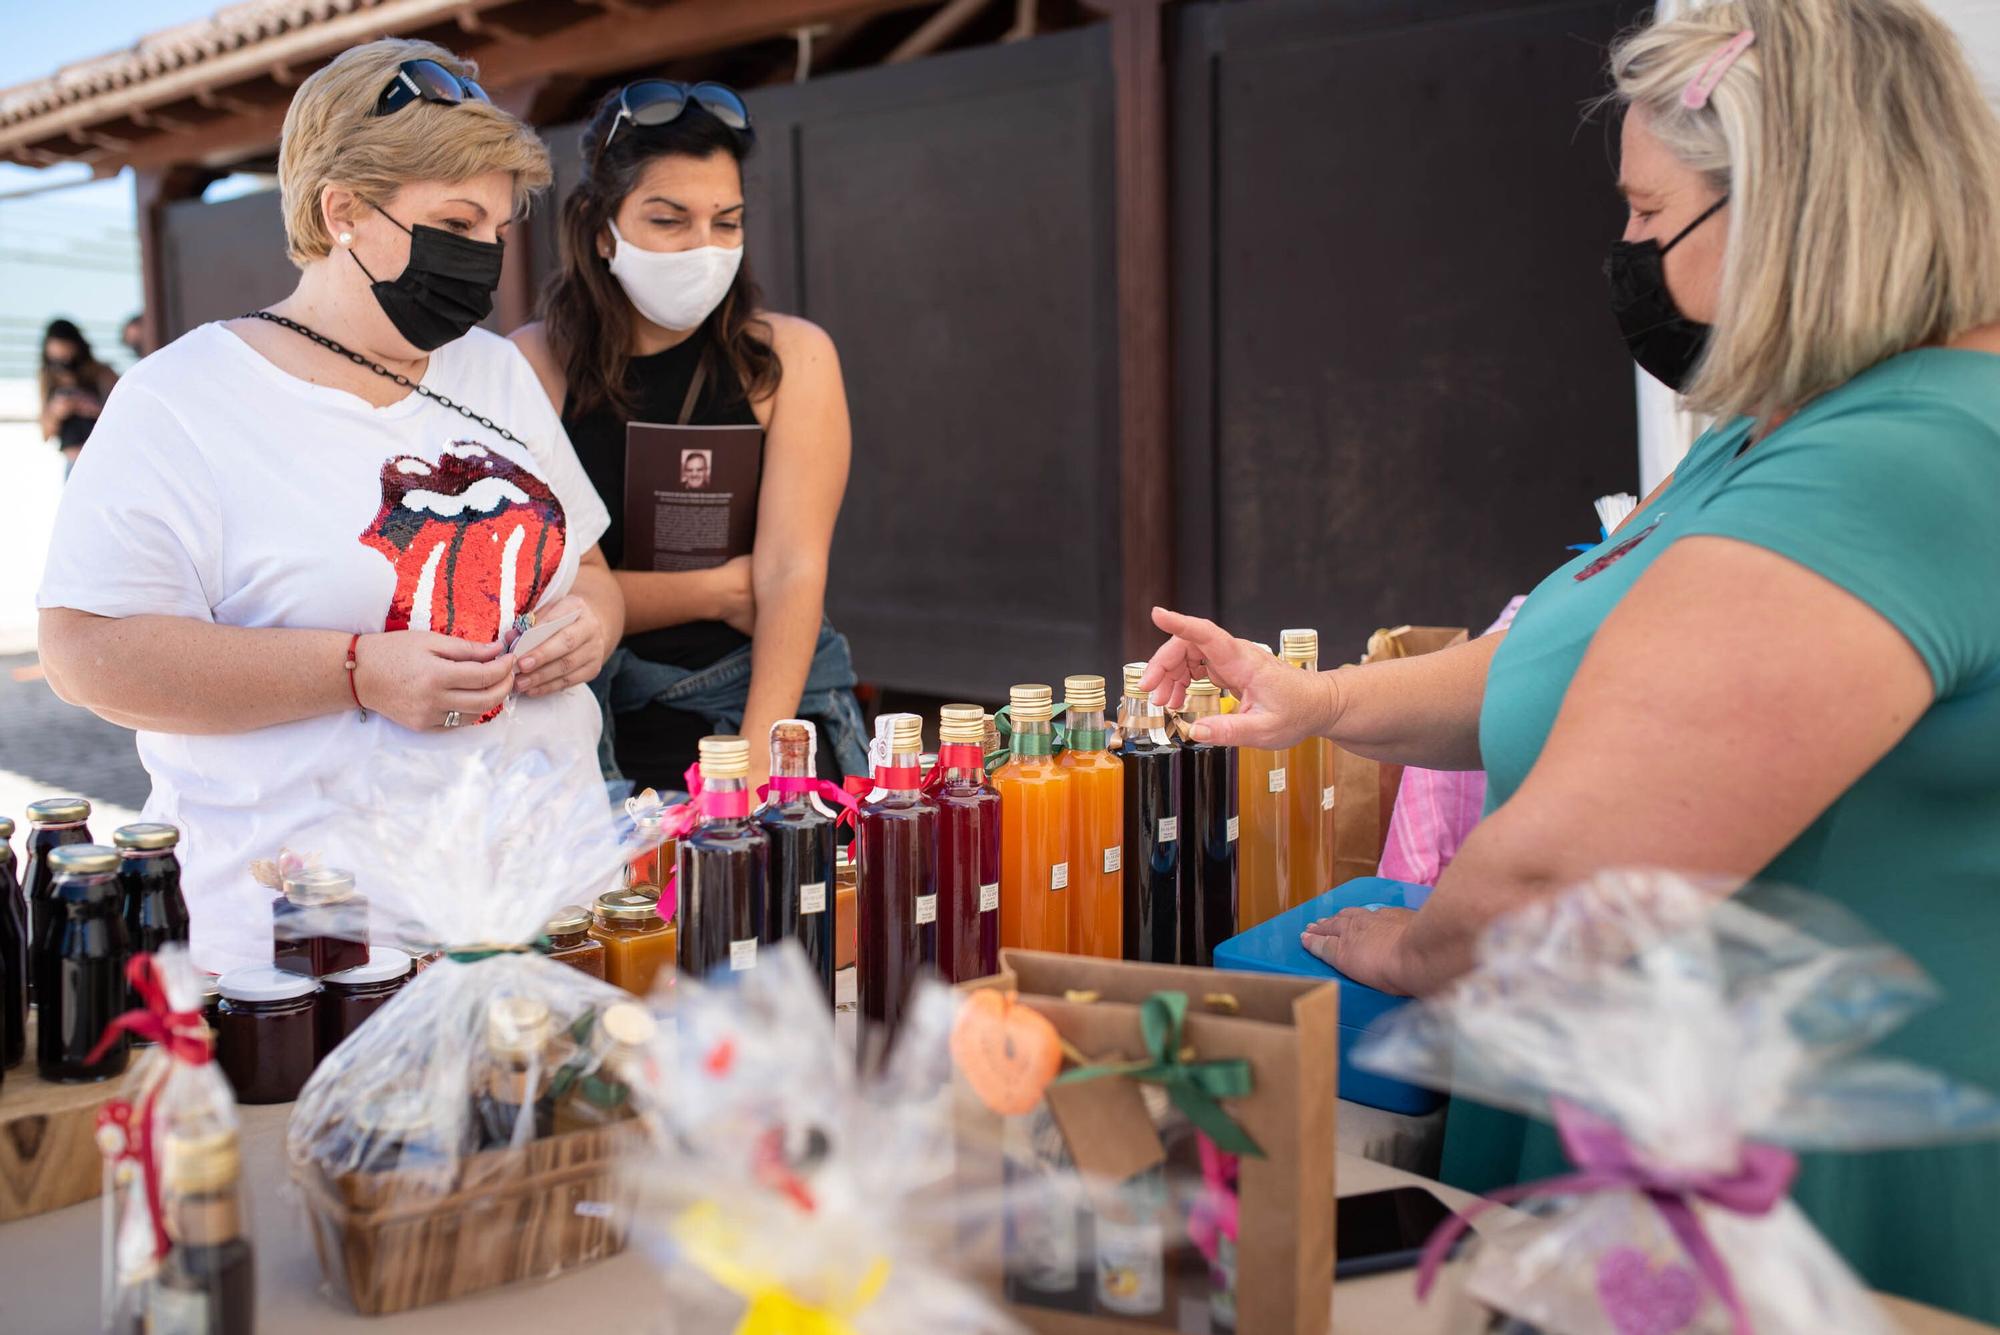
38, 322, 613, 973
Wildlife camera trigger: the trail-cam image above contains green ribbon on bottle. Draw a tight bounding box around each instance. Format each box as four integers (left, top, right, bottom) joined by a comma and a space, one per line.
1053, 990, 1265, 1159
991, 701, 1075, 768
444, 936, 550, 965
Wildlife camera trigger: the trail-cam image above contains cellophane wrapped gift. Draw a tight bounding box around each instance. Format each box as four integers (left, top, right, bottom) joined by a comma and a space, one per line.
622, 941, 1015, 1333
284, 744, 661, 1315
1353, 872, 2000, 1335
100, 947, 247, 1333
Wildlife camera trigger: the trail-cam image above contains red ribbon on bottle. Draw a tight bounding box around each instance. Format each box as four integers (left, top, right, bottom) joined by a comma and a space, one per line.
88, 953, 214, 1261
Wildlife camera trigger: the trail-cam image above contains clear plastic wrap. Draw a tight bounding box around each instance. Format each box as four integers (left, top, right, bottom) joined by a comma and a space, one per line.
1352, 871, 2000, 1335
623, 941, 1016, 1334
282, 743, 662, 1314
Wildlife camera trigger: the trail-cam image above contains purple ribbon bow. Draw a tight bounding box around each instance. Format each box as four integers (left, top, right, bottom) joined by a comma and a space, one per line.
1416, 1098, 1797, 1335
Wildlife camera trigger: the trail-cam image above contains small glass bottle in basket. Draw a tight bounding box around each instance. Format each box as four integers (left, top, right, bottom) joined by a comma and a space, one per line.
473, 996, 557, 1149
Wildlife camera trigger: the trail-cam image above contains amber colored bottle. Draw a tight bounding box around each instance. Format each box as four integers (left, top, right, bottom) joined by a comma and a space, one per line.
758, 721, 839, 1004
857, 713, 939, 1071
677, 737, 771, 982
1179, 680, 1239, 965
1235, 643, 1291, 932
994, 685, 1072, 954
1118, 664, 1182, 964
1059, 675, 1124, 960
924, 705, 1001, 983
1279, 630, 1332, 909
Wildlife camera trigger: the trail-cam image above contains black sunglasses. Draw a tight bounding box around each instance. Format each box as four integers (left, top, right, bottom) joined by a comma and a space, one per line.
374, 59, 491, 118
602, 80, 753, 151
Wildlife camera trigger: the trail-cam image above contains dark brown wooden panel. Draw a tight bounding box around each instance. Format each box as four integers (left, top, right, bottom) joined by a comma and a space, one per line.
159, 189, 292, 338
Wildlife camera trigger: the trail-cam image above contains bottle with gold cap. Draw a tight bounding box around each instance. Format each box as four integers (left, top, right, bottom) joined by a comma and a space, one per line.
857, 712, 939, 1069
1278, 629, 1332, 908
677, 735, 771, 982
757, 720, 838, 1004
114, 823, 188, 1031
1118, 663, 1183, 963
1236, 644, 1291, 932
22, 795, 91, 1009
1058, 675, 1124, 959
474, 995, 557, 1148
993, 685, 1072, 955
0, 813, 22, 1071
1179, 679, 1239, 966
37, 843, 131, 1083
149, 1126, 254, 1335
923, 704, 1002, 983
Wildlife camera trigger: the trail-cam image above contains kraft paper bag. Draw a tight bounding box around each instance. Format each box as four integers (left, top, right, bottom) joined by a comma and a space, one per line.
1330, 626, 1469, 887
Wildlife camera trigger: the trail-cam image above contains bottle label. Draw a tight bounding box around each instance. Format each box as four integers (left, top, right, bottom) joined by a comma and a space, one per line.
916, 893, 938, 926
1095, 1216, 1166, 1314
1157, 817, 1178, 844
147, 1284, 212, 1331
1268, 767, 1287, 794
1051, 862, 1070, 891
729, 938, 757, 971
1103, 846, 1122, 874
1322, 785, 1336, 811
1226, 816, 1240, 842
801, 881, 827, 914
980, 881, 1000, 913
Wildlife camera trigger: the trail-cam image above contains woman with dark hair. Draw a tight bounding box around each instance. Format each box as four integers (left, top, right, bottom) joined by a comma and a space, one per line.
38, 318, 118, 465
513, 82, 865, 794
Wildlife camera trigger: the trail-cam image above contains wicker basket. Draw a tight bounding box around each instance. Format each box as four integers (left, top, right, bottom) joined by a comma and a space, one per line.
293, 1120, 644, 1316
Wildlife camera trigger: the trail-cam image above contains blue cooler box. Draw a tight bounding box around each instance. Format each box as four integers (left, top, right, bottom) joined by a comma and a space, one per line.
1212, 877, 1443, 1116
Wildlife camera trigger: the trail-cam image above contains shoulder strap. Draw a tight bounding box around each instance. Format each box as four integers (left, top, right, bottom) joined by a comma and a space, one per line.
677, 354, 710, 427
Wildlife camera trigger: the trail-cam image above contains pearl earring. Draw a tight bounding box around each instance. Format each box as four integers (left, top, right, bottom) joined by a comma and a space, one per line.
337, 232, 354, 246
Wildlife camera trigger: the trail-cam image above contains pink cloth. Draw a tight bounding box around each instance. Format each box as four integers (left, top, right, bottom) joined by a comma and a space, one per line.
1375, 597, 1526, 887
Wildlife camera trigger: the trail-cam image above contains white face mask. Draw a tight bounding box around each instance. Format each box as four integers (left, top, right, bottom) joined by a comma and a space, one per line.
605, 220, 744, 331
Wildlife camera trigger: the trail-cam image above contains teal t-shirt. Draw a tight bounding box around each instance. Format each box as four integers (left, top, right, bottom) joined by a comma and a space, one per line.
1447, 348, 2000, 1321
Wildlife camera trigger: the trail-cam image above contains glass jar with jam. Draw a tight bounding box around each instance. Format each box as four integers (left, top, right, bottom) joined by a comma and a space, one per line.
114, 822, 189, 1035
473, 996, 555, 1150
590, 889, 676, 997
539, 905, 606, 980
273, 866, 369, 978
36, 843, 131, 1083
316, 947, 412, 1058
215, 966, 319, 1104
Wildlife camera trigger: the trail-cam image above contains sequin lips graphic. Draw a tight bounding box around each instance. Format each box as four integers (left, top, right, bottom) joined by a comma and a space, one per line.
358, 442, 567, 643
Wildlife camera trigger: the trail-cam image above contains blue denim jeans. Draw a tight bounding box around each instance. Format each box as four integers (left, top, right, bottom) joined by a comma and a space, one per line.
589, 619, 869, 789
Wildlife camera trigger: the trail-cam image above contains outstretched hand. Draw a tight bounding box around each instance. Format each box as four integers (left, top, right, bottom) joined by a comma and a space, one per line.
1136, 607, 1338, 751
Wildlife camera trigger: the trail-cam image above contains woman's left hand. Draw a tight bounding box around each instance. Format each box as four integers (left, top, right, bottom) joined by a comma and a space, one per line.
1302, 906, 1419, 995
515, 595, 611, 697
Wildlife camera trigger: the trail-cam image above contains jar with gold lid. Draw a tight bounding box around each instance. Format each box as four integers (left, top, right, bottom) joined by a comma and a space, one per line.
539, 904, 606, 980
590, 888, 675, 997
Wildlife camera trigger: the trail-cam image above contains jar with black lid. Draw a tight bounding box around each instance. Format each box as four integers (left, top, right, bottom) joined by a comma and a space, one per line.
215, 966, 319, 1104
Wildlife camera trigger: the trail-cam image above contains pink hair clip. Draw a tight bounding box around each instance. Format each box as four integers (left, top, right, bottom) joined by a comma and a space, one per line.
1682, 28, 1755, 110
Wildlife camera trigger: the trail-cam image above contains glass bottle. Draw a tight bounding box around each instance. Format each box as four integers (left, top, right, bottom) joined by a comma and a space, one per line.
554, 1001, 657, 1135
273, 866, 369, 978
0, 814, 20, 1071
1094, 1164, 1170, 1318
22, 796, 92, 1008
1119, 663, 1183, 964
474, 995, 555, 1149
757, 720, 838, 1003
1279, 629, 1332, 909
1003, 1104, 1092, 1312
150, 1128, 254, 1335
1236, 643, 1291, 932
924, 704, 1002, 983
994, 685, 1072, 954
1179, 679, 1240, 966
214, 966, 318, 1104
677, 736, 771, 981
1059, 675, 1124, 960
114, 823, 188, 1033
590, 889, 675, 996
856, 712, 939, 1071
35, 843, 130, 1083
539, 904, 607, 980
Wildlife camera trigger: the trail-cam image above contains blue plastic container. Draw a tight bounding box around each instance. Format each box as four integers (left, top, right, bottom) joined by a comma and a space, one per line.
1211, 877, 1443, 1116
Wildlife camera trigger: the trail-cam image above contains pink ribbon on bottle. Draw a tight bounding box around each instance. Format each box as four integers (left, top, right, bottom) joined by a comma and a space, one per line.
755, 773, 861, 829
653, 762, 748, 921
1414, 1099, 1796, 1335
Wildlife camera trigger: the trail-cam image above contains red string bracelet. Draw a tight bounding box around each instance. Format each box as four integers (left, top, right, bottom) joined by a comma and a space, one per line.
344, 632, 367, 720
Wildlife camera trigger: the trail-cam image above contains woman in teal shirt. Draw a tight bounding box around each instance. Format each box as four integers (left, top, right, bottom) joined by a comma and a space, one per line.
1141, 0, 2000, 1319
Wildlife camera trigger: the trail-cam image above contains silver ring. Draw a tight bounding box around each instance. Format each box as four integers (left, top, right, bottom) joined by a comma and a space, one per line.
443, 710, 463, 729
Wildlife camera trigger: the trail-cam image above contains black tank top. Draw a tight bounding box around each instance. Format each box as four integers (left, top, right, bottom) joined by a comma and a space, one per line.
563, 326, 761, 668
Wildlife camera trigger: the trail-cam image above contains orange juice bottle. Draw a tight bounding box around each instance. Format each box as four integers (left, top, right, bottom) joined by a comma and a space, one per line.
1058, 674, 1123, 958
1236, 642, 1291, 930
994, 684, 1072, 953
1278, 629, 1331, 910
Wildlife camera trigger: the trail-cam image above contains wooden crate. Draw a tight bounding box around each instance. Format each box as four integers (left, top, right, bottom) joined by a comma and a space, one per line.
0, 1012, 121, 1222
293, 1118, 644, 1316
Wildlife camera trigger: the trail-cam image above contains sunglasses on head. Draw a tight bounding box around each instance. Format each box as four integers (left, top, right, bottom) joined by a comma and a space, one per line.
374, 59, 490, 117
602, 80, 753, 151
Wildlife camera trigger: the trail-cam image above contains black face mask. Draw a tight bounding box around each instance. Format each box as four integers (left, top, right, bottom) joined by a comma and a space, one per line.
1603, 194, 1728, 391
351, 207, 504, 352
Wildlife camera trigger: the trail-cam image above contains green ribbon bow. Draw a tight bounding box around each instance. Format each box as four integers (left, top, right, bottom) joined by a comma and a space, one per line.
445, 935, 552, 965
1054, 990, 1264, 1159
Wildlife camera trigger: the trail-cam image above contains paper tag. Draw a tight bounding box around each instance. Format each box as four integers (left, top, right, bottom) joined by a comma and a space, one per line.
1051, 862, 1070, 891
1226, 816, 1240, 842
1157, 817, 1178, 844
916, 893, 938, 925
729, 938, 757, 971
1046, 1076, 1166, 1185
801, 881, 827, 914
980, 881, 1000, 913
1268, 767, 1287, 794
1322, 785, 1336, 812
1104, 845, 1122, 874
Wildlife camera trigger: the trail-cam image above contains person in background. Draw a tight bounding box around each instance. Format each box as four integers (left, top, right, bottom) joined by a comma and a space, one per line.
512, 81, 864, 795
121, 314, 148, 363
38, 318, 118, 466
1142, 0, 2000, 1320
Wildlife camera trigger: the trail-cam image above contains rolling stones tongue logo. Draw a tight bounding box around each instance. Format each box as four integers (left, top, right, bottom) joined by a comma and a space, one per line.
358, 441, 567, 645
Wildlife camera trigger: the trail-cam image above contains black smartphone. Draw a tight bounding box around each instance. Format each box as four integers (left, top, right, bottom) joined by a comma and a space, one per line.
1334, 1186, 1461, 1279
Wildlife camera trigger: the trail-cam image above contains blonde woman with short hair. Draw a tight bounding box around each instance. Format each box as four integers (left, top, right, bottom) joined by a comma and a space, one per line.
1141, 0, 2000, 1315
36, 39, 623, 972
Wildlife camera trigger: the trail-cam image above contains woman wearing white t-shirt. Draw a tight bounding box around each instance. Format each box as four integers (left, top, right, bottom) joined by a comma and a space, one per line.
36, 39, 624, 972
